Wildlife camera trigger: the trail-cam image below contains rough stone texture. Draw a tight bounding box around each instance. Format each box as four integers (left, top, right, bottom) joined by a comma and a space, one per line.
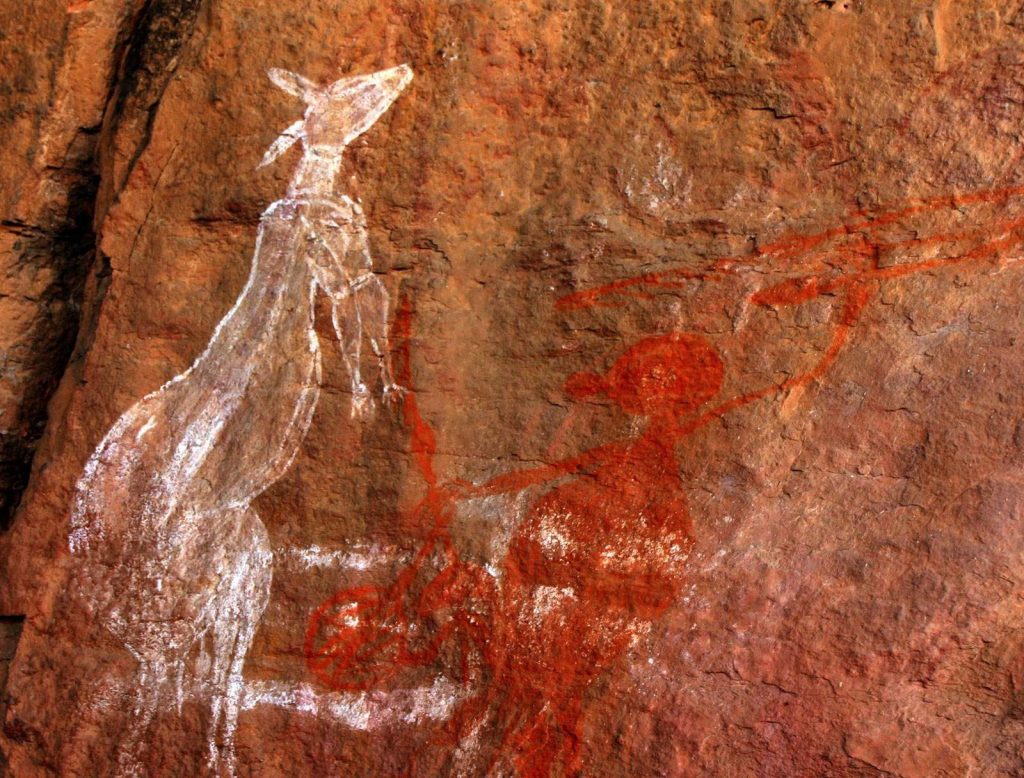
0, 618, 24, 775
3, 1, 1024, 775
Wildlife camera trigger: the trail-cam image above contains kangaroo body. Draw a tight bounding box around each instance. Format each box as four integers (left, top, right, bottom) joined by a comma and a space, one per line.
66, 64, 412, 776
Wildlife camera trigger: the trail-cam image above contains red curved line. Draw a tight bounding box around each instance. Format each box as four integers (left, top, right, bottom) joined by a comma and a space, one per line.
558, 184, 1024, 311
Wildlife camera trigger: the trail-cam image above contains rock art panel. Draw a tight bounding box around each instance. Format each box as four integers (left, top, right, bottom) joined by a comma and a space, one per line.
3, 3, 1024, 777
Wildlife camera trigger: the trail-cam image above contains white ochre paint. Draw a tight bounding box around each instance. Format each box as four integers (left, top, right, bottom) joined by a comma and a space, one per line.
67, 64, 413, 776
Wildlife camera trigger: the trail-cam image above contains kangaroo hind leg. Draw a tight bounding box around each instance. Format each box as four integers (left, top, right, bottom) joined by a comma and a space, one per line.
203, 507, 272, 777
113, 654, 168, 778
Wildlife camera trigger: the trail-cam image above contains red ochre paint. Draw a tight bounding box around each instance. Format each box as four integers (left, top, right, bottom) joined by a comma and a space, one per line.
306, 185, 1024, 775
305, 297, 495, 693
305, 305, 859, 773
557, 183, 1024, 312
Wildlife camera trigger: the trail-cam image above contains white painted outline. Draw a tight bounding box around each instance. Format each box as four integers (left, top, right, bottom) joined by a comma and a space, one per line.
67, 64, 413, 776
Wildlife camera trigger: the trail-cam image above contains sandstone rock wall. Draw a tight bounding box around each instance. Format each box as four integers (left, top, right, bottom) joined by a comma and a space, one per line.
2, 1, 1024, 775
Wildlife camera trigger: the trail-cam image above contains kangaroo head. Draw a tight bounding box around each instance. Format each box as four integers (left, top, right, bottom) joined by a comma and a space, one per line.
260, 64, 413, 168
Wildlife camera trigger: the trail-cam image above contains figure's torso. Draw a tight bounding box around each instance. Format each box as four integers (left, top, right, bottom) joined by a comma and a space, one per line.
498, 444, 694, 676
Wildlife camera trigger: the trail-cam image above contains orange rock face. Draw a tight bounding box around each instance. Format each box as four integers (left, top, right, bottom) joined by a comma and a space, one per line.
3, 2, 1024, 776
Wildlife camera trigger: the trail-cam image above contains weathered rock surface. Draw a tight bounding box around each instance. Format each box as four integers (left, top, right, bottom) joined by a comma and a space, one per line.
2, 1, 1024, 775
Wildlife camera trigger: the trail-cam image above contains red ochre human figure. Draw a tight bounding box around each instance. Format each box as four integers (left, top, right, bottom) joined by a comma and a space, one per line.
456, 333, 723, 776
442, 194, 1024, 774
306, 284, 868, 777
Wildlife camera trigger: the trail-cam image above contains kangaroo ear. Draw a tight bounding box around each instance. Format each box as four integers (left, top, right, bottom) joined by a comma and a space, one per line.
258, 119, 305, 169
267, 68, 319, 103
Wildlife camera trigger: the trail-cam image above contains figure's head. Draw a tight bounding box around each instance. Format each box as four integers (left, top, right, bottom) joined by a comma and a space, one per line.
566, 333, 724, 417
260, 64, 413, 167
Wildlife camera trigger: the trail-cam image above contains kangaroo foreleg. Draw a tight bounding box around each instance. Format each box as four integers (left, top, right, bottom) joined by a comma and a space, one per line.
330, 289, 372, 417
350, 272, 398, 397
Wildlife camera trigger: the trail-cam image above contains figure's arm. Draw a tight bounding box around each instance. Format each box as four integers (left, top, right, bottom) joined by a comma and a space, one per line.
328, 288, 373, 417
679, 280, 873, 436
303, 209, 400, 412
299, 213, 369, 415
675, 213, 1024, 437
350, 272, 398, 396
442, 285, 869, 501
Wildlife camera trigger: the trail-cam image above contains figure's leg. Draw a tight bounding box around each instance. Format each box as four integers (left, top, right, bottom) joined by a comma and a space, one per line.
441, 696, 499, 778
424, 679, 513, 778
352, 273, 398, 397
205, 623, 231, 773
115, 655, 166, 777
511, 704, 561, 778
330, 290, 372, 417
219, 538, 273, 777
555, 696, 585, 777
204, 508, 273, 778
496, 693, 552, 778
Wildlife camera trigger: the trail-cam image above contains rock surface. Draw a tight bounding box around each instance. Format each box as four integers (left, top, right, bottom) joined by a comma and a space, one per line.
2, 1, 1024, 775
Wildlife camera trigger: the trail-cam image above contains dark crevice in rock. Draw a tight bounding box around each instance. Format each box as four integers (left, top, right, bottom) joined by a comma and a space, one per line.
0, 0, 203, 532
0, 174, 97, 531
96, 0, 204, 221
0, 614, 26, 774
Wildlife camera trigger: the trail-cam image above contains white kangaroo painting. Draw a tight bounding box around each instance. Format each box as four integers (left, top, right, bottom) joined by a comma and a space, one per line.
65, 63, 413, 776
